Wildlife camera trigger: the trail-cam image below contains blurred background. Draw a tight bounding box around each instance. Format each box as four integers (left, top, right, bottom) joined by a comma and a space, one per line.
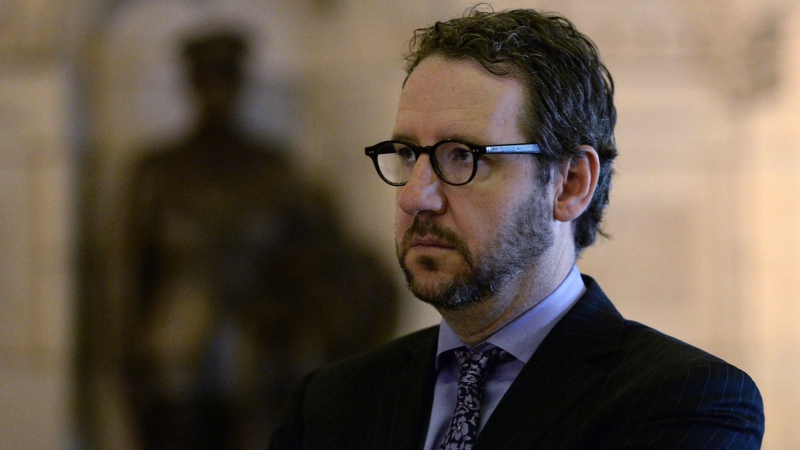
1, 0, 799, 448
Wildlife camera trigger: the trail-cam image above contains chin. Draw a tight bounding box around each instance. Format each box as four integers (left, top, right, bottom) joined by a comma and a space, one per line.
406, 270, 451, 295
406, 271, 488, 311
413, 285, 486, 311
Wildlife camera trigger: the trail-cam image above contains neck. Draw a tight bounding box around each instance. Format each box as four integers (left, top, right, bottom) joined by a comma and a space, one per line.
440, 234, 576, 346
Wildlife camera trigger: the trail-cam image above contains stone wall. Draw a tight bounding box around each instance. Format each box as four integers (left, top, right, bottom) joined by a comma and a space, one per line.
0, 0, 81, 447
1, 0, 799, 448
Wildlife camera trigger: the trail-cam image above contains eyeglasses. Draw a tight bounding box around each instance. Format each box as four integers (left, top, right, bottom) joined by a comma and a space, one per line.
365, 139, 542, 186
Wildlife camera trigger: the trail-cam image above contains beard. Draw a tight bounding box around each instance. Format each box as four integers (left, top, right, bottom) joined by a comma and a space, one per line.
397, 191, 555, 311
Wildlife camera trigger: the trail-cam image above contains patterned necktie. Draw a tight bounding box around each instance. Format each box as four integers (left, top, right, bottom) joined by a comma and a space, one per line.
438, 346, 509, 450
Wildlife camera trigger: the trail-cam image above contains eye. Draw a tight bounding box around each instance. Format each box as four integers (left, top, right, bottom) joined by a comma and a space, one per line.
395, 145, 416, 164
453, 148, 472, 162
437, 143, 474, 166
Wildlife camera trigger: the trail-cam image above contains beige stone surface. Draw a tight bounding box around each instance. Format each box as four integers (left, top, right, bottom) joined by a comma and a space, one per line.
2, 0, 800, 448
0, 70, 74, 448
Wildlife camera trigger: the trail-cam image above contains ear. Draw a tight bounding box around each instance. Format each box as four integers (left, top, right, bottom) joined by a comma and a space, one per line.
553, 145, 599, 223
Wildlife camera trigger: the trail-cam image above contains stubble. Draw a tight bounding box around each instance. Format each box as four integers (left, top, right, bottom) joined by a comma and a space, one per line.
397, 192, 555, 311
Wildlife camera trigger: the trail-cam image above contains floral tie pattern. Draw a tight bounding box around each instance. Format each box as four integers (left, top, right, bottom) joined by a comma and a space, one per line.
438, 346, 509, 450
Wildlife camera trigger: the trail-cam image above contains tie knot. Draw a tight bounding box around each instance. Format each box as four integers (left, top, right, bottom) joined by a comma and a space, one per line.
453, 346, 509, 386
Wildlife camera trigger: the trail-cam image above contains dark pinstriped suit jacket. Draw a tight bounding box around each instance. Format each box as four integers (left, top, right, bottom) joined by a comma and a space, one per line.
269, 276, 765, 449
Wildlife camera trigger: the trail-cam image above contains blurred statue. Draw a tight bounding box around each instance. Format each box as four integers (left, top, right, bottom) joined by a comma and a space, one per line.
121, 29, 398, 449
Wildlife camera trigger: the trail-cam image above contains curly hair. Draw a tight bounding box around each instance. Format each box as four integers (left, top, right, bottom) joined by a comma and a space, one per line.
404, 6, 617, 252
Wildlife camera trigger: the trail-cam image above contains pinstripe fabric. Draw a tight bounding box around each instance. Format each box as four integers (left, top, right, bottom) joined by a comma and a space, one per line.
269, 276, 765, 449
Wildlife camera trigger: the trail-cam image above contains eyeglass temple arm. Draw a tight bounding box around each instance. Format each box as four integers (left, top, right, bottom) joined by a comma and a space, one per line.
484, 143, 541, 154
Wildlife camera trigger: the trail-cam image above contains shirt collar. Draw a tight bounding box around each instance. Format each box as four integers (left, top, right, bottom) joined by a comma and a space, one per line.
436, 265, 586, 367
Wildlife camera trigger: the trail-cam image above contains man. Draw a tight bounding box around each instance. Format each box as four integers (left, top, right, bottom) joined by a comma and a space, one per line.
269, 7, 765, 449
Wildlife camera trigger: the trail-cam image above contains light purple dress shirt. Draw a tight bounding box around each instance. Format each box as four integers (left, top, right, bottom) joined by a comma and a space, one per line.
422, 265, 586, 450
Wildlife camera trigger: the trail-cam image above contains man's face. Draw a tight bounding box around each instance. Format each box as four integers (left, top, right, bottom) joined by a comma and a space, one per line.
393, 57, 556, 310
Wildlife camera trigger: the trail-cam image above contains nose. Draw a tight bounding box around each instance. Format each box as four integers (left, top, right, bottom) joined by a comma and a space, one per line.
397, 154, 447, 216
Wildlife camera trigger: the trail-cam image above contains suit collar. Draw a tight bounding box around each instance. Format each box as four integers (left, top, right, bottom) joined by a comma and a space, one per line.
476, 275, 624, 448
435, 264, 586, 364
390, 277, 624, 449
360, 326, 439, 450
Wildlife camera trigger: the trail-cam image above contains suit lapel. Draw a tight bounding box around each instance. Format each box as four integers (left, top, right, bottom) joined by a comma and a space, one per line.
358, 326, 439, 450
476, 276, 624, 448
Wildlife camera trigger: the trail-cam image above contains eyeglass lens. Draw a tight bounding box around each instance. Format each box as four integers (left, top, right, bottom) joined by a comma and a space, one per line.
376, 141, 475, 185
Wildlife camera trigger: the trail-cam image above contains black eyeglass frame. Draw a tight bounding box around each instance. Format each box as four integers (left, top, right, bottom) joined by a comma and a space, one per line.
365, 139, 543, 186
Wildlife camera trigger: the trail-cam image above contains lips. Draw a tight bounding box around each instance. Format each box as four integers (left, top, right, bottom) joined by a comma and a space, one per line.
410, 236, 455, 249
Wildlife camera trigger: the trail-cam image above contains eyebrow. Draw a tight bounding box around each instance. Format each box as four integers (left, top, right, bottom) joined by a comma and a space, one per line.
388, 133, 487, 146
389, 132, 416, 143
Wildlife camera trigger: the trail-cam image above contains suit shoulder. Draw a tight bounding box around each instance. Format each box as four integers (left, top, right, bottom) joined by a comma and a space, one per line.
620, 319, 745, 373
612, 319, 763, 415
577, 278, 756, 382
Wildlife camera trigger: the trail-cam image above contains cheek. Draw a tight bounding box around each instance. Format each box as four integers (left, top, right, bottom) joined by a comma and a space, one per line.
462, 211, 498, 252
448, 196, 496, 247
451, 189, 526, 248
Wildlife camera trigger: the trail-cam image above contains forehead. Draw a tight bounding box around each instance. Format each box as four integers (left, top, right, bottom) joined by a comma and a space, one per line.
393, 57, 526, 144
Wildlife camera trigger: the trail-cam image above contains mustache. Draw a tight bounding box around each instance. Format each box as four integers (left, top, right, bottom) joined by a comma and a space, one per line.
400, 217, 472, 264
